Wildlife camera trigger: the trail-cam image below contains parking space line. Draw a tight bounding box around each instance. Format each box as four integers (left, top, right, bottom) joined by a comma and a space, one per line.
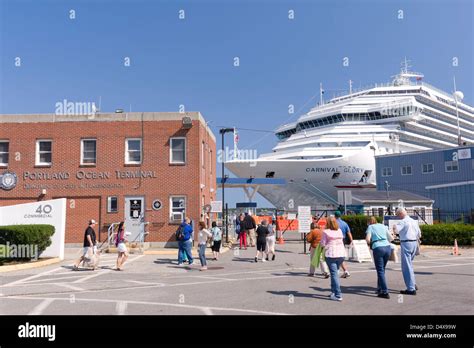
55, 283, 84, 291
28, 298, 55, 315
6, 296, 290, 315
3, 267, 63, 287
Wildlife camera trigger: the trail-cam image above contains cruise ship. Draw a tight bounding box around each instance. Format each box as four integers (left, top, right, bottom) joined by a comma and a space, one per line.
225, 62, 474, 209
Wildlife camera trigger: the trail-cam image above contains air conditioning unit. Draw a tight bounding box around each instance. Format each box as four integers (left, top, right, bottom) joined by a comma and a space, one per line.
171, 212, 183, 222
182, 116, 193, 129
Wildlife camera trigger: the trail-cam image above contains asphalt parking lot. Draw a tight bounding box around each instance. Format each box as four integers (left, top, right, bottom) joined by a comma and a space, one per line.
1, 234, 473, 315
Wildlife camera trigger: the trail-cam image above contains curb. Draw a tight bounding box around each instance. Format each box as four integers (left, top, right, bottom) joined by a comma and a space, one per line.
421, 245, 473, 250
0, 257, 61, 273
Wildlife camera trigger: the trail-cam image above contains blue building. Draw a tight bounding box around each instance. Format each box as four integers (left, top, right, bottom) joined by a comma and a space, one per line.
375, 146, 473, 223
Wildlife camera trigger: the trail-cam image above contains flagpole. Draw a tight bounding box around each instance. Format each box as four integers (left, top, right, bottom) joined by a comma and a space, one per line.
233, 127, 238, 160
320, 82, 324, 106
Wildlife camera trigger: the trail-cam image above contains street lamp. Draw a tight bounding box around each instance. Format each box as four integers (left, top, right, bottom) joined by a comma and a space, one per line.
219, 127, 234, 243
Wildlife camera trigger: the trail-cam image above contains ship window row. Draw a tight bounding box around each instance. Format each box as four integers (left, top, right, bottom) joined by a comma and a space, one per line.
417, 119, 473, 140
368, 89, 423, 96
422, 108, 474, 132
0, 137, 187, 167
381, 162, 457, 177
415, 95, 472, 123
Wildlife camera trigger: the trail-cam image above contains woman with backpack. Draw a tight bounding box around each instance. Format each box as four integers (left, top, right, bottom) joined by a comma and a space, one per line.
198, 221, 212, 271
210, 221, 222, 261
115, 221, 128, 271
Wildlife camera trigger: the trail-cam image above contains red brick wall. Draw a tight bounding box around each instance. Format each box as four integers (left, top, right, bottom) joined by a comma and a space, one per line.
0, 118, 216, 243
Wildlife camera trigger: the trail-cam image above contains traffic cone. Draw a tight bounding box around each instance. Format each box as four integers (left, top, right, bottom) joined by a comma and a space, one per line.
452, 239, 460, 256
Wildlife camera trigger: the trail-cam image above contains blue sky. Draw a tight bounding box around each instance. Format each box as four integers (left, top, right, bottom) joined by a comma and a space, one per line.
1, 0, 473, 207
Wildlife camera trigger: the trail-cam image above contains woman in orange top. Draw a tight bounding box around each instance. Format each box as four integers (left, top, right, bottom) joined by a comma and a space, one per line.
306, 222, 329, 278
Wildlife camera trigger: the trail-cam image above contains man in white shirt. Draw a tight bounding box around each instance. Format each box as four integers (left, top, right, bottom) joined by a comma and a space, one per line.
393, 207, 421, 295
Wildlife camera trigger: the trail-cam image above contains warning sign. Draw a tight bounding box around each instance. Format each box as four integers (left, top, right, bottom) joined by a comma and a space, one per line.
351, 240, 373, 263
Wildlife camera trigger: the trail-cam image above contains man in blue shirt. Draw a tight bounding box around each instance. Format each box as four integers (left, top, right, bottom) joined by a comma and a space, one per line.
393, 207, 421, 295
335, 211, 353, 278
177, 217, 194, 266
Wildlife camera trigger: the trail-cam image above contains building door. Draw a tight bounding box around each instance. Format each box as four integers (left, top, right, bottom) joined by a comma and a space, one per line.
125, 196, 145, 242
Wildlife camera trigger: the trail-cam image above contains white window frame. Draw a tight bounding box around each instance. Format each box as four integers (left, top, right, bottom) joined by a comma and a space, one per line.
125, 138, 142, 165
445, 160, 459, 172
170, 195, 186, 223
36, 139, 53, 166
381, 167, 392, 177
169, 137, 186, 164
422, 163, 434, 174
0, 140, 9, 167
80, 139, 97, 165
107, 196, 118, 213
401, 165, 412, 176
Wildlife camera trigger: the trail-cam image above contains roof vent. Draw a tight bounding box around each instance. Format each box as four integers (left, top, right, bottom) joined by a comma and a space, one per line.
115, 109, 124, 113
182, 116, 193, 129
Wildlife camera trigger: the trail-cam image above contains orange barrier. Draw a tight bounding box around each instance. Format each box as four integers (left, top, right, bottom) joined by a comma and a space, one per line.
254, 215, 273, 225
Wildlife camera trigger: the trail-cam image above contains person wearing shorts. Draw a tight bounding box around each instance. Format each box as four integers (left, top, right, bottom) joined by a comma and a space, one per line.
210, 221, 222, 261
115, 221, 129, 271
255, 220, 269, 262
73, 219, 98, 270
265, 221, 276, 261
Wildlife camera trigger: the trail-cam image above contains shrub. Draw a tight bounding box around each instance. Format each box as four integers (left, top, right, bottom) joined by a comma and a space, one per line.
341, 215, 382, 239
0, 224, 55, 262
420, 224, 473, 246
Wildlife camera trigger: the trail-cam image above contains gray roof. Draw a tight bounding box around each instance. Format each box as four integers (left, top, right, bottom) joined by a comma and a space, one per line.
350, 189, 433, 203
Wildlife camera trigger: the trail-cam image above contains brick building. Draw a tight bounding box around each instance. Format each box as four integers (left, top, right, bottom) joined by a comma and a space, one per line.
0, 112, 217, 246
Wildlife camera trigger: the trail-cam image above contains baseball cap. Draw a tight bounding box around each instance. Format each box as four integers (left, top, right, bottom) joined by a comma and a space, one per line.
89, 219, 97, 225
334, 211, 342, 218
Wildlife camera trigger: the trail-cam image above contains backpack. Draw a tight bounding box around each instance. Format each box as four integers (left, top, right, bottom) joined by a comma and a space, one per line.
175, 225, 185, 241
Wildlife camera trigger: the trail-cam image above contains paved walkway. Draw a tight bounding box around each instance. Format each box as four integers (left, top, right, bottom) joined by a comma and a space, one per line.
1, 234, 473, 315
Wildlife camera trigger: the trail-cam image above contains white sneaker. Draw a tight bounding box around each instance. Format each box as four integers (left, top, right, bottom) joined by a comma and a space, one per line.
200, 266, 207, 271
262, 258, 267, 262
330, 294, 343, 301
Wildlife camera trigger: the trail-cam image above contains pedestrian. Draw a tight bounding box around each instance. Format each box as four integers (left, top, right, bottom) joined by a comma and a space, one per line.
320, 216, 346, 301
210, 221, 222, 261
335, 211, 352, 278
198, 221, 212, 271
265, 220, 276, 261
306, 222, 329, 278
393, 207, 421, 295
366, 217, 394, 299
177, 217, 194, 266
73, 219, 98, 270
238, 214, 247, 249
244, 212, 257, 247
255, 220, 269, 262
115, 221, 129, 271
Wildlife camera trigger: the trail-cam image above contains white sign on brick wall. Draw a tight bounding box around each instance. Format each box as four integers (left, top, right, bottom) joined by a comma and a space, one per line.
0, 199, 67, 259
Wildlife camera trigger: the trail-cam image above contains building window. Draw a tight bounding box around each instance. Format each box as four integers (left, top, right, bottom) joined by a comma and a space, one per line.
125, 138, 142, 164
382, 167, 392, 177
81, 139, 97, 165
445, 160, 459, 172
107, 196, 118, 213
36, 140, 52, 166
401, 165, 412, 175
0, 141, 9, 166
170, 137, 186, 164
422, 163, 434, 174
170, 196, 186, 222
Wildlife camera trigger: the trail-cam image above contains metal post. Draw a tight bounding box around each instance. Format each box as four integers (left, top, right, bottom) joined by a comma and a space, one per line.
225, 203, 229, 243
221, 131, 225, 238
303, 233, 307, 254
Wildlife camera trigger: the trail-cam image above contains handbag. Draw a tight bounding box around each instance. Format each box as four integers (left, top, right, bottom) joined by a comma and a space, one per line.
311, 244, 324, 268
415, 239, 421, 256
389, 244, 399, 262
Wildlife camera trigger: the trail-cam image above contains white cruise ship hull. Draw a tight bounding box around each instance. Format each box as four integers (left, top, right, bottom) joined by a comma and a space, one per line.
225, 145, 376, 209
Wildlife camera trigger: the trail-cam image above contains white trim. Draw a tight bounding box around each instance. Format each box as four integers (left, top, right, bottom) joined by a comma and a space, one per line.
125, 138, 142, 164
107, 196, 118, 213
426, 180, 474, 190
169, 137, 186, 164
35, 139, 53, 166
0, 140, 9, 166
80, 138, 97, 165
421, 163, 434, 174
